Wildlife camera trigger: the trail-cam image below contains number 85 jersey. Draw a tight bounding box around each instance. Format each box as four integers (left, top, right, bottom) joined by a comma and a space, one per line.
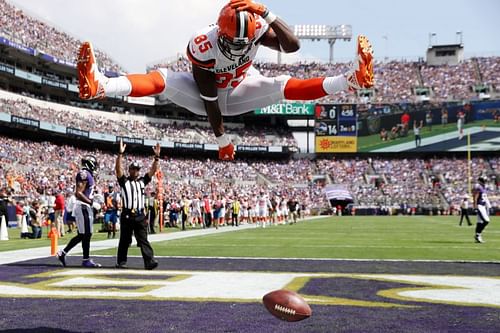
186, 18, 269, 90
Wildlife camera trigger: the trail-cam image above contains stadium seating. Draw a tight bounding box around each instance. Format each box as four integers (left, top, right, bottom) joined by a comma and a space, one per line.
0, 0, 124, 73
0, 0, 498, 216
1, 135, 497, 213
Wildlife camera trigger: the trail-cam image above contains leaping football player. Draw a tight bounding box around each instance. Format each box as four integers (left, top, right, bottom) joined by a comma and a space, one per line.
77, 0, 374, 161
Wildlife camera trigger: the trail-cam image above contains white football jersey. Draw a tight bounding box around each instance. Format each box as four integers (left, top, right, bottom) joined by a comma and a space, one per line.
187, 18, 269, 90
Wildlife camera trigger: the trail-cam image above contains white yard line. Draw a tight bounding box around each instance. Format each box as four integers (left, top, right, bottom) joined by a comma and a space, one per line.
0, 218, 325, 265
0, 224, 257, 265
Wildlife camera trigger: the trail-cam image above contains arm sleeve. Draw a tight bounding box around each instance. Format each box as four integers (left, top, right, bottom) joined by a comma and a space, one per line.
143, 173, 152, 186
117, 175, 127, 188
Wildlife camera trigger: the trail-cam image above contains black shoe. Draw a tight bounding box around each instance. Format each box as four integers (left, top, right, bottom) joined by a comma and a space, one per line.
57, 251, 66, 267
115, 262, 128, 269
145, 260, 158, 270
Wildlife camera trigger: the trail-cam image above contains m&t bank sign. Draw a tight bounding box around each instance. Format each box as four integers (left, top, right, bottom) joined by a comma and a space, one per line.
255, 103, 315, 116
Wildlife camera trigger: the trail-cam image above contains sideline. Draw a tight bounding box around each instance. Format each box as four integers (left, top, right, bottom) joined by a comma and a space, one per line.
0, 217, 323, 265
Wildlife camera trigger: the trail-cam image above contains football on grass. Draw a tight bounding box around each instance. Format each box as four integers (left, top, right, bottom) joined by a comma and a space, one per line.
262, 289, 312, 322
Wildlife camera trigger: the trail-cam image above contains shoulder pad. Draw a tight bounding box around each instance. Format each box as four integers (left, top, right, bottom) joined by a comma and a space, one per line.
186, 26, 217, 69
78, 170, 89, 181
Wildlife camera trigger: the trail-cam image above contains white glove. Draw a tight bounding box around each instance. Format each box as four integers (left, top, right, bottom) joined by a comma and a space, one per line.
92, 201, 101, 211
93, 194, 105, 204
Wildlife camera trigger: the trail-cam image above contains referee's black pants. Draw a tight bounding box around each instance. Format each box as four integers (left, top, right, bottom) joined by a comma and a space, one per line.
117, 212, 155, 266
459, 208, 471, 226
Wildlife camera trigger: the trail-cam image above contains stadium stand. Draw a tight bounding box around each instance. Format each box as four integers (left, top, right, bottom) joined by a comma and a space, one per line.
1, 134, 498, 215
0, 0, 498, 220
149, 55, 500, 103
0, 94, 298, 147
0, 0, 125, 73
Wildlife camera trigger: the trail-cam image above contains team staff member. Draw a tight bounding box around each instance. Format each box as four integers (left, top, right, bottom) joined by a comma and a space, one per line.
115, 139, 160, 270
459, 196, 472, 226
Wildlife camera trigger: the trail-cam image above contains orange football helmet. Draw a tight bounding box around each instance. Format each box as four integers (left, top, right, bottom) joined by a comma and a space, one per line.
217, 3, 257, 60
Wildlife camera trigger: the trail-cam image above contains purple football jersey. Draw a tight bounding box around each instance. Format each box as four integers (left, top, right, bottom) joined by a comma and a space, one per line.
76, 169, 95, 200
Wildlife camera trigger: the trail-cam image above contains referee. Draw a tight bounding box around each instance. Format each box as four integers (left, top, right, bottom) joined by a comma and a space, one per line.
115, 139, 161, 270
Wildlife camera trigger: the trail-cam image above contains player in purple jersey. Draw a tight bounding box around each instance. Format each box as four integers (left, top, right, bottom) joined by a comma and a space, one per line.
472, 177, 491, 243
57, 155, 102, 267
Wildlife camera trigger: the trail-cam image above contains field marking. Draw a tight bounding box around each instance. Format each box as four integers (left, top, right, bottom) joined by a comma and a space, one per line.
61, 254, 500, 264
1, 270, 500, 307
159, 243, 499, 249
1, 215, 497, 265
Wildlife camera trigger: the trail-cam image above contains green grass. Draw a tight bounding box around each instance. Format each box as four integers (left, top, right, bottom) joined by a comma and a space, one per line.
3, 216, 498, 261
0, 227, 112, 252
357, 120, 500, 151
92, 216, 500, 261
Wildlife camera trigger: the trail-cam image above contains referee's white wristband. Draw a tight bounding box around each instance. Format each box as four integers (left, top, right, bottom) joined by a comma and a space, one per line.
200, 94, 218, 102
263, 11, 277, 24
215, 133, 231, 148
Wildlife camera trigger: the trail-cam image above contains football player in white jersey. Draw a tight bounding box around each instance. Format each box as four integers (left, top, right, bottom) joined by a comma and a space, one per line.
77, 0, 373, 160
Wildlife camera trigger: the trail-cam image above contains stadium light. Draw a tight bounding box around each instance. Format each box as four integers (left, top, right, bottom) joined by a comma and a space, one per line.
293, 24, 352, 63
456, 31, 463, 45
428, 32, 437, 48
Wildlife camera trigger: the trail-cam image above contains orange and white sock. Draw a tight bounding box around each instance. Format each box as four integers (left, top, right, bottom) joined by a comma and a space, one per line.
103, 71, 166, 97
284, 75, 347, 100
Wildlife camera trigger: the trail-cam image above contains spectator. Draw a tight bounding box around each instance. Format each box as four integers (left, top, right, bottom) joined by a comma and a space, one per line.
26, 200, 42, 239
54, 189, 65, 237
414, 120, 423, 148
401, 112, 410, 132
425, 110, 433, 131
380, 128, 388, 141
441, 108, 448, 126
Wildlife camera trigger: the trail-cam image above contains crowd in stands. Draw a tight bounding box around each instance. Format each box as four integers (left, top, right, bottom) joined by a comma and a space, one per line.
419, 59, 478, 101
0, 0, 124, 73
0, 97, 298, 147
1, 135, 498, 220
372, 158, 442, 209
432, 157, 496, 211
477, 57, 500, 88
2, 0, 500, 106
151, 56, 500, 104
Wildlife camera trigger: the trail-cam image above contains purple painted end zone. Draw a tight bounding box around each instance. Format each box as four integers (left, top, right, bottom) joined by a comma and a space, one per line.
0, 257, 498, 333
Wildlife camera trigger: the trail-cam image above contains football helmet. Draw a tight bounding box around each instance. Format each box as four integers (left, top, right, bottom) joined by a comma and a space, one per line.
81, 155, 98, 172
478, 176, 486, 184
217, 3, 257, 60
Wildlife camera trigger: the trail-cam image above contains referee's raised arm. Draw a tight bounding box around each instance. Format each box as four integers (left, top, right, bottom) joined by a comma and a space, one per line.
148, 142, 161, 178
116, 139, 126, 178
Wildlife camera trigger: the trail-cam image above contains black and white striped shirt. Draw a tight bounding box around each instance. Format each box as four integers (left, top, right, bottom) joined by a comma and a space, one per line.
117, 174, 152, 211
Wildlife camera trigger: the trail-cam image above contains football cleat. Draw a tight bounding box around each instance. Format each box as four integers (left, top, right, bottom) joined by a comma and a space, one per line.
82, 259, 102, 268
346, 35, 374, 91
77, 41, 106, 100
56, 250, 66, 267
474, 234, 484, 243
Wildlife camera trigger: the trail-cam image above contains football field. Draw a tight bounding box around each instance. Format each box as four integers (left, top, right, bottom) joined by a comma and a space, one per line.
96, 215, 500, 261
0, 215, 499, 333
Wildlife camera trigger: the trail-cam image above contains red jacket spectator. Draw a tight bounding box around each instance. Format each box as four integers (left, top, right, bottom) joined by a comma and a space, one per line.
401, 112, 410, 128
54, 193, 65, 211
15, 203, 24, 216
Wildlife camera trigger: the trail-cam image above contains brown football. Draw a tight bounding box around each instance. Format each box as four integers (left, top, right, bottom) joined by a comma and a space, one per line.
262, 289, 312, 322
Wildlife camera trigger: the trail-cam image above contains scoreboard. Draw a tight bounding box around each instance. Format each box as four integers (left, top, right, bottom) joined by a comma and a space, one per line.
315, 104, 357, 153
